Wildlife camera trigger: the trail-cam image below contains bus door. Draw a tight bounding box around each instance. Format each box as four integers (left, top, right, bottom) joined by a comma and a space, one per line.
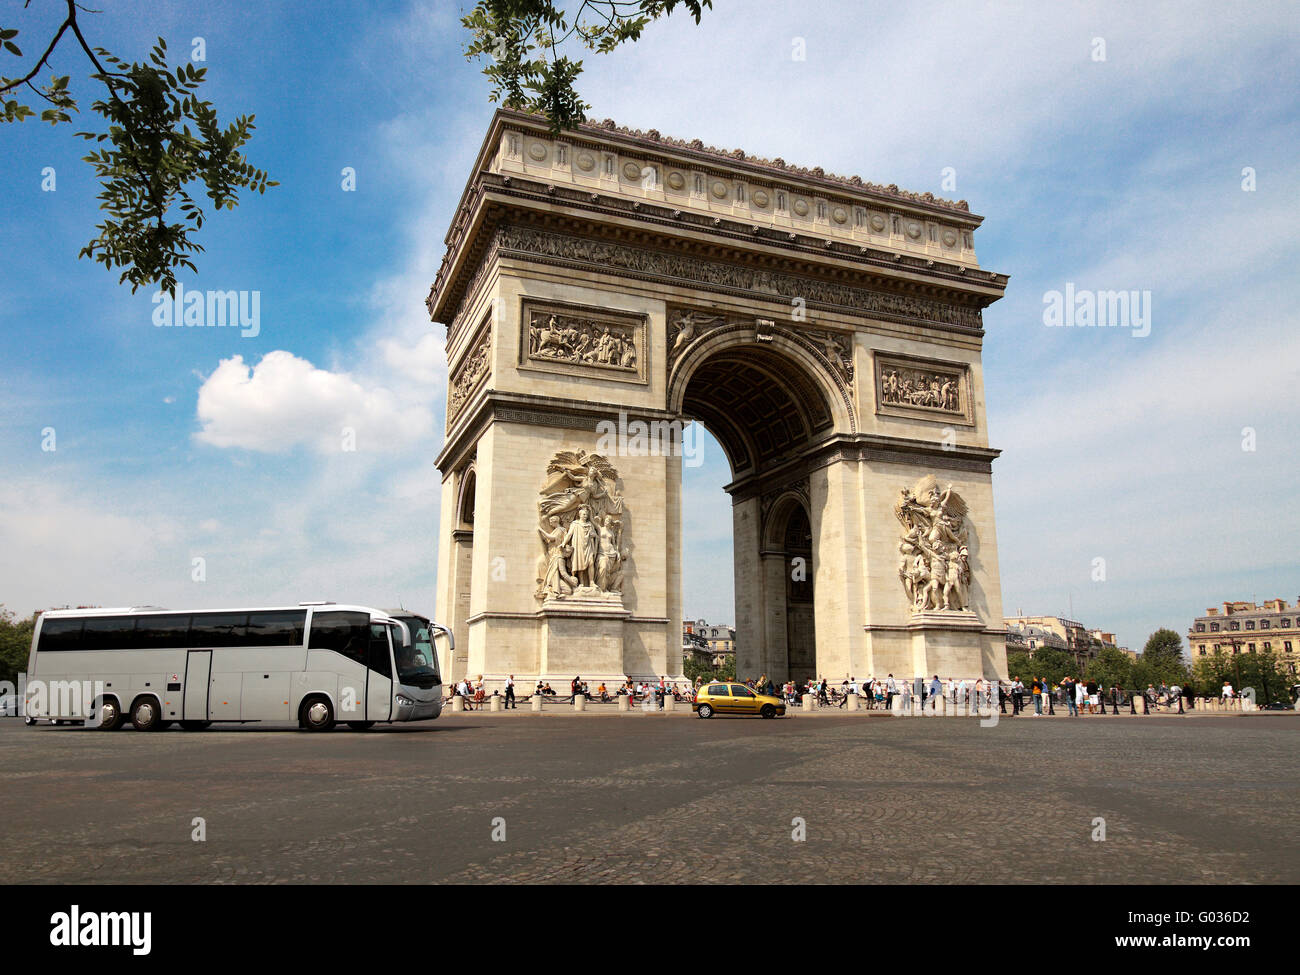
366, 624, 393, 721
183, 650, 212, 720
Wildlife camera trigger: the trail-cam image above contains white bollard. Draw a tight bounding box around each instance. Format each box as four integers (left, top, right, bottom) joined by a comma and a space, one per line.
451, 695, 464, 712
531, 695, 543, 712
801, 694, 814, 712
617, 694, 629, 712
574, 693, 585, 712
891, 694, 904, 716
489, 693, 501, 712
663, 695, 675, 713
845, 694, 859, 712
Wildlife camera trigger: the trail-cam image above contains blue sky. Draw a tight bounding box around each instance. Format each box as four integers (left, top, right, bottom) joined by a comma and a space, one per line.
1, 0, 1297, 654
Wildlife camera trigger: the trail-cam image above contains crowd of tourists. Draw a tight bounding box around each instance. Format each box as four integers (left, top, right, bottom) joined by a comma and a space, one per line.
767, 674, 1210, 715
449, 671, 1229, 715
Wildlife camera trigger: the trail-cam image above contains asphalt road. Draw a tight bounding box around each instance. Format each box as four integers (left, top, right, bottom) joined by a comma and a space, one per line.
2, 712, 1296, 884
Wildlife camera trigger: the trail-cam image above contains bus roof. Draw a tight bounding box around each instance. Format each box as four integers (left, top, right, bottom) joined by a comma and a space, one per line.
38, 604, 398, 620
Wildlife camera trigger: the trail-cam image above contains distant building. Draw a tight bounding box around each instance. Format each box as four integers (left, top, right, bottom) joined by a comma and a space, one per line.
1005, 622, 1066, 658
1003, 614, 1098, 669
683, 619, 736, 668
1087, 629, 1135, 659
1187, 598, 1299, 677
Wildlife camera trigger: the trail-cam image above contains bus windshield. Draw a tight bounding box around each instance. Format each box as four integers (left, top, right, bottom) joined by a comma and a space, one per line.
391, 615, 440, 688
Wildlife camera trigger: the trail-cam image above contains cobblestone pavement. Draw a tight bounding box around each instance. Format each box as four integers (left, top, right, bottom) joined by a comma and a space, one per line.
1, 713, 1295, 884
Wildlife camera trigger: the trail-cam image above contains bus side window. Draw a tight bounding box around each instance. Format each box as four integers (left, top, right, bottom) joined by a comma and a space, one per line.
190, 613, 248, 648
308, 611, 370, 666
368, 625, 393, 678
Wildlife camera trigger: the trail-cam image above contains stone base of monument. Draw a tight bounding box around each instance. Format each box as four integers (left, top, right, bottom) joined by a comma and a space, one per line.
906, 609, 992, 680
538, 592, 630, 678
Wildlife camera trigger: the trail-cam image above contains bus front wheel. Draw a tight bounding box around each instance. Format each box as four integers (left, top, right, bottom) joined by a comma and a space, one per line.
347, 721, 374, 731
300, 697, 335, 733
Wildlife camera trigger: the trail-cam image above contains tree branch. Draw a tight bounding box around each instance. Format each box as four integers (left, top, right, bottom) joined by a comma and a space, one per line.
0, 9, 73, 95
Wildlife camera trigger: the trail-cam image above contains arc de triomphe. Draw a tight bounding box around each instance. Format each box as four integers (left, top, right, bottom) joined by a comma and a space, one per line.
429, 109, 1009, 689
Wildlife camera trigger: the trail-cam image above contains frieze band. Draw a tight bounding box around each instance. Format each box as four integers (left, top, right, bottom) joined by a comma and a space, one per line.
446, 224, 985, 340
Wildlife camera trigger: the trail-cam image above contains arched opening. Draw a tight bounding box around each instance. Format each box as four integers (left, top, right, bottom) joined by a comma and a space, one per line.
444, 465, 476, 682
676, 338, 840, 685
457, 468, 476, 529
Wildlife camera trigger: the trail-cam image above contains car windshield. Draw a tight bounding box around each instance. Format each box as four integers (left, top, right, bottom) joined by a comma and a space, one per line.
391, 615, 441, 687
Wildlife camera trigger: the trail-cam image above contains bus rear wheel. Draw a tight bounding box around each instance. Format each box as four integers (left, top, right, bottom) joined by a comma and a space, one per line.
180, 721, 211, 731
130, 698, 162, 732
300, 697, 335, 732
96, 700, 124, 731
347, 721, 374, 731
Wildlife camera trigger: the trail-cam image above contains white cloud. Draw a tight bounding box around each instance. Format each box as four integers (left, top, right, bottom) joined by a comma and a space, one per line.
194, 350, 434, 454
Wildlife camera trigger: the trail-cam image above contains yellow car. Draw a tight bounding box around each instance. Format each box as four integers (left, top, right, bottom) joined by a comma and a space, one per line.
693, 682, 786, 718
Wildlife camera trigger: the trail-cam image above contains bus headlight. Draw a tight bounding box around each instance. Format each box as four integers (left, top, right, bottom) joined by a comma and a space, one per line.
395, 694, 415, 707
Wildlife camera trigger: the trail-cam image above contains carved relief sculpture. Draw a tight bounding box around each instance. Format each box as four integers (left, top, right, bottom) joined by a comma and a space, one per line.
807, 329, 855, 385
521, 301, 645, 383
894, 474, 973, 613
874, 353, 972, 424
880, 365, 960, 412
667, 308, 726, 364
535, 450, 629, 602
446, 326, 491, 427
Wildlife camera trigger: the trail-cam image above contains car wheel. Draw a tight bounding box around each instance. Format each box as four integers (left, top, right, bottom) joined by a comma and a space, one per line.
130, 697, 162, 732
300, 696, 335, 732
761, 704, 776, 718
180, 720, 211, 731
697, 703, 713, 718
347, 721, 374, 731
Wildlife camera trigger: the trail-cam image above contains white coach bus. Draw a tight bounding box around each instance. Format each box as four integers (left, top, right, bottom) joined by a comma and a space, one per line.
24, 603, 448, 732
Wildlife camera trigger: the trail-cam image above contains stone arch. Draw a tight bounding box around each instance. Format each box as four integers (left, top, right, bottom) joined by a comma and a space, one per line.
668, 328, 853, 479
456, 465, 477, 529
668, 326, 855, 444
757, 490, 816, 684
761, 488, 812, 551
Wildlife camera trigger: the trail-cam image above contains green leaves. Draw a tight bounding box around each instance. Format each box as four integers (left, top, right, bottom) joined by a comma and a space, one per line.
3, 9, 274, 291
65, 37, 276, 292
462, 0, 712, 133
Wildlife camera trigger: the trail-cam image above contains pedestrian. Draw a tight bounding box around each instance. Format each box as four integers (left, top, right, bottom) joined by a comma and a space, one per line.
505, 674, 516, 709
